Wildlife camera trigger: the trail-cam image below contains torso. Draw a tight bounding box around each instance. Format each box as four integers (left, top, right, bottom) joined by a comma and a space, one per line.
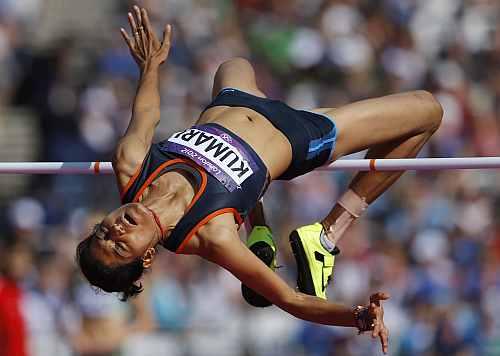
121, 106, 294, 255
196, 106, 293, 179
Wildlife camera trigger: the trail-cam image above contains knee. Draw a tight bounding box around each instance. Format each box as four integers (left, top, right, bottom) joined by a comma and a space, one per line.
412, 90, 443, 133
218, 57, 252, 72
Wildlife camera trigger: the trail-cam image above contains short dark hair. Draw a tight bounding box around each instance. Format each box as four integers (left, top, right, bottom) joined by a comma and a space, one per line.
76, 236, 145, 301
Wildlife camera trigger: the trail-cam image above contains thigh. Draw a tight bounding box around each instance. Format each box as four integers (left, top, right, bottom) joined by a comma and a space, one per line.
313, 91, 441, 160
212, 58, 267, 99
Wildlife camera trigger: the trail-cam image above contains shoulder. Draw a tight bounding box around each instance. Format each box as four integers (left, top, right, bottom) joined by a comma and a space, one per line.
193, 213, 240, 257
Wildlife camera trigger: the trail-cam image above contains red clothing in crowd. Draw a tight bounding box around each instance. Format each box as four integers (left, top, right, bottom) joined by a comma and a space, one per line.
0, 278, 27, 356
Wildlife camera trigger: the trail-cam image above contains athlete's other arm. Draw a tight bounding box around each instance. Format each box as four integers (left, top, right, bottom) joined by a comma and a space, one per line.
113, 6, 172, 184
200, 225, 390, 354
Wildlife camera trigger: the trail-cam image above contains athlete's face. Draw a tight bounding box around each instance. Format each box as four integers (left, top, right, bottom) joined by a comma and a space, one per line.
89, 203, 158, 267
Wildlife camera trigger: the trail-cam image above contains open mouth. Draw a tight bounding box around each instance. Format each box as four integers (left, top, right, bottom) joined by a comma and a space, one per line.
124, 213, 137, 226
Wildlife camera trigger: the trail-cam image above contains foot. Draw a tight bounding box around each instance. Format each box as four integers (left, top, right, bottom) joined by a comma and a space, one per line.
241, 226, 277, 308
289, 223, 340, 299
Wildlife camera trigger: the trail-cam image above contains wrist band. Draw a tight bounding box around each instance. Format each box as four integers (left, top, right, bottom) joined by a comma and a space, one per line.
353, 305, 373, 334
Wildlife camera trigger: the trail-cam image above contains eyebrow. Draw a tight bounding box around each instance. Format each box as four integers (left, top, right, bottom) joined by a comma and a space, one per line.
91, 227, 131, 261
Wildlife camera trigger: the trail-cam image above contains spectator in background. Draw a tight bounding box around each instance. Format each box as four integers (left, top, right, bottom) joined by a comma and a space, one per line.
0, 243, 32, 356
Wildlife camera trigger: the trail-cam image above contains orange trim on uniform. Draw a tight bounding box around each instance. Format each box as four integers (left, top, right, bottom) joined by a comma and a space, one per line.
369, 159, 376, 172
132, 158, 208, 204
185, 168, 207, 212
175, 208, 244, 254
131, 158, 185, 203
94, 161, 100, 174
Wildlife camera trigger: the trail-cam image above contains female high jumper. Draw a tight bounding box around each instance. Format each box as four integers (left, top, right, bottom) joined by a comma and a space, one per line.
77, 6, 443, 354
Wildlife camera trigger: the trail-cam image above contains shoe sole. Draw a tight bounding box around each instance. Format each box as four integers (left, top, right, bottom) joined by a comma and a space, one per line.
289, 230, 316, 296
241, 242, 275, 307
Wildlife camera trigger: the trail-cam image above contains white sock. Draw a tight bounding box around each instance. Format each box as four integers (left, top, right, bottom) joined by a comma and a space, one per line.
320, 228, 337, 253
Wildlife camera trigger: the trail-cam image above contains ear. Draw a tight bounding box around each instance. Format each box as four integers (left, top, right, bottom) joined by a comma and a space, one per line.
142, 247, 156, 269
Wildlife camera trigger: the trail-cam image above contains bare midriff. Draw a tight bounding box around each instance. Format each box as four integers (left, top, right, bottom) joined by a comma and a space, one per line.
196, 106, 293, 180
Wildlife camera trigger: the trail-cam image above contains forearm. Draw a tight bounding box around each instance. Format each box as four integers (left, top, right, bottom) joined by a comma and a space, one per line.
282, 291, 357, 327
131, 65, 161, 130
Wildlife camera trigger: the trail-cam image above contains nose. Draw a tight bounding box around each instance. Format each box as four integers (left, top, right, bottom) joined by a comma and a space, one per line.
111, 223, 125, 235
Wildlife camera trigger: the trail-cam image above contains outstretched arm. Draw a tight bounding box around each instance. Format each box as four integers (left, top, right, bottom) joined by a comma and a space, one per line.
201, 225, 390, 354
113, 6, 172, 186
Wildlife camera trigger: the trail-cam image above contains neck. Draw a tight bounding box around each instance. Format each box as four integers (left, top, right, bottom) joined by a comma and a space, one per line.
142, 171, 195, 244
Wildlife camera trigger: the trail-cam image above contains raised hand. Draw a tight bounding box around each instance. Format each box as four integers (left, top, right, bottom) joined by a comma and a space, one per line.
120, 5, 172, 70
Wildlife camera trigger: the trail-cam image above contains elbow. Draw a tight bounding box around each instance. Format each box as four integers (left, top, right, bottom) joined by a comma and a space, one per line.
220, 57, 251, 68
217, 57, 254, 76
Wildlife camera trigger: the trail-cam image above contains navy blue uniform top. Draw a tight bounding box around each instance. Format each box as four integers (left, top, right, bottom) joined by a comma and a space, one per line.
120, 123, 269, 253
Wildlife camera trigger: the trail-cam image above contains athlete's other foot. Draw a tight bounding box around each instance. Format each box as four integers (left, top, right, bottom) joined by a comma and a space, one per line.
289, 223, 339, 299
241, 226, 277, 307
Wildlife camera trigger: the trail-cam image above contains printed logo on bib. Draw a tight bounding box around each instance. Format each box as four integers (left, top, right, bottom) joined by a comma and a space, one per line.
161, 126, 257, 191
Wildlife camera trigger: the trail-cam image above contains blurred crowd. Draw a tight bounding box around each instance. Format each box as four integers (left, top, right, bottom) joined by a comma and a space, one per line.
0, 0, 500, 355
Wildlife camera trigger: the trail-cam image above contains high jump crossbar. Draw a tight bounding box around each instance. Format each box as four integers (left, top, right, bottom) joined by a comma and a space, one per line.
0, 157, 499, 174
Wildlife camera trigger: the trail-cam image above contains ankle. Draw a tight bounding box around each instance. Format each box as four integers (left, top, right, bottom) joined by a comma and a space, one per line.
321, 189, 368, 245
338, 189, 368, 218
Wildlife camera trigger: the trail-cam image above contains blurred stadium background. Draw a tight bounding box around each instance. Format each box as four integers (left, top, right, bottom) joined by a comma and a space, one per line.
0, 0, 500, 355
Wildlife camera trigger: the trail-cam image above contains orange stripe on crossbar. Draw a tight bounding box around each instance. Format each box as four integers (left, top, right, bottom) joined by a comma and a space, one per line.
369, 159, 376, 172
94, 161, 100, 174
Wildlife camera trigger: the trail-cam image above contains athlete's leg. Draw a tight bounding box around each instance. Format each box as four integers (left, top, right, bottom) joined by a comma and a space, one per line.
289, 91, 443, 300
315, 90, 443, 243
211, 57, 267, 99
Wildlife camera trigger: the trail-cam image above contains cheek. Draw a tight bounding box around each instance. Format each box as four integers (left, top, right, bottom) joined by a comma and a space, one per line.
129, 227, 156, 251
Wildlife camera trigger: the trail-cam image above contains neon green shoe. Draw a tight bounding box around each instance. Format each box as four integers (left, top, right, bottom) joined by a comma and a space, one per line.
241, 226, 277, 307
289, 223, 339, 299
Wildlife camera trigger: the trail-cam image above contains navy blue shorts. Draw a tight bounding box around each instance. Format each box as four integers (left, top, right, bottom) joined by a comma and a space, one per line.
204, 88, 337, 180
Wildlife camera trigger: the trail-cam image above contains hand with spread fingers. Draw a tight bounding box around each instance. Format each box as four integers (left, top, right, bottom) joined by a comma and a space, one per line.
354, 292, 390, 354
120, 5, 172, 70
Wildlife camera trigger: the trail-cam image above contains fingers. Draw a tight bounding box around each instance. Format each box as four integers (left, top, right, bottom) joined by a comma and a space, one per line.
128, 11, 138, 35
141, 7, 153, 35
161, 24, 172, 50
133, 5, 143, 29
120, 28, 134, 49
379, 326, 389, 354
141, 7, 161, 49
132, 6, 147, 49
369, 302, 380, 338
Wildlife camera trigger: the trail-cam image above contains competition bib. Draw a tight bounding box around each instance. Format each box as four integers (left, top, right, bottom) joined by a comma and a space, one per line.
160, 125, 258, 192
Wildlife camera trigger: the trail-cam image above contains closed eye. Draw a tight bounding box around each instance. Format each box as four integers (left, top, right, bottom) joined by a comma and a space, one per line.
124, 213, 137, 225
114, 242, 129, 257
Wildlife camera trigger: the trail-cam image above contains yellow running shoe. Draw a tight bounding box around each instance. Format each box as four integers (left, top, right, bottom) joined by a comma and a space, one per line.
289, 223, 340, 299
241, 226, 277, 307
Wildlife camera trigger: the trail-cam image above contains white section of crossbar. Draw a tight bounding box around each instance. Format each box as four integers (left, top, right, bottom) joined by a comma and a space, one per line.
0, 162, 114, 174
319, 157, 500, 171
0, 157, 499, 174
